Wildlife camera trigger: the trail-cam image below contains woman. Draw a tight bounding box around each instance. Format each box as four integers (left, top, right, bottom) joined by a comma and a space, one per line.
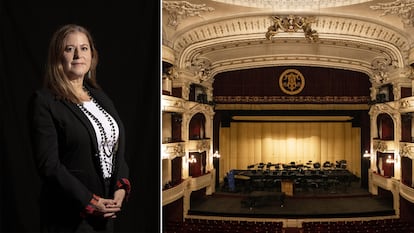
28, 24, 131, 233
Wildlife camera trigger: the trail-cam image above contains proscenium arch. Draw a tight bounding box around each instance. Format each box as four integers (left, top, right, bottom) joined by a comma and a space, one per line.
177, 34, 404, 79
170, 14, 408, 78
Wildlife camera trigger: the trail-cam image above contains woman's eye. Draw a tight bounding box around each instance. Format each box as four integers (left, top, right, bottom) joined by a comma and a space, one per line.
65, 47, 74, 52
81, 47, 89, 51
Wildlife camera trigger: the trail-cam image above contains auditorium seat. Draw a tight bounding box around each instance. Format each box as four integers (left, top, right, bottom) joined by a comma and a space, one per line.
301, 219, 414, 233
165, 219, 285, 233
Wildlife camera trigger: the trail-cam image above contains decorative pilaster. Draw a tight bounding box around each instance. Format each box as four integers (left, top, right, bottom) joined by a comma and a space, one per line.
182, 182, 192, 220
394, 113, 402, 181
369, 86, 378, 102
393, 83, 401, 101
181, 81, 190, 101
205, 87, 214, 103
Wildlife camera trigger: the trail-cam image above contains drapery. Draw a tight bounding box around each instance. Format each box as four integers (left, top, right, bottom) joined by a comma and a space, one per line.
219, 122, 361, 181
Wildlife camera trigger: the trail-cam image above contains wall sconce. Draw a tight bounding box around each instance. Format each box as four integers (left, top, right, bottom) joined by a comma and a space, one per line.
213, 150, 220, 158
386, 155, 395, 164
188, 155, 197, 163
363, 150, 371, 159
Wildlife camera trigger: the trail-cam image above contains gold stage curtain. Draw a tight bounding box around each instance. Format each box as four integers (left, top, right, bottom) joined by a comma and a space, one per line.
219, 122, 361, 181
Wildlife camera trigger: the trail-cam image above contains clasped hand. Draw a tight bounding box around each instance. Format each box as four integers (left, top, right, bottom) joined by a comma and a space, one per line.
94, 189, 126, 218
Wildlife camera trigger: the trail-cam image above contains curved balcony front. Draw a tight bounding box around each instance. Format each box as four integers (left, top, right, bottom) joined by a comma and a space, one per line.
161, 141, 186, 160
189, 172, 214, 192
372, 172, 394, 191
400, 183, 414, 204
162, 179, 189, 206
400, 96, 414, 113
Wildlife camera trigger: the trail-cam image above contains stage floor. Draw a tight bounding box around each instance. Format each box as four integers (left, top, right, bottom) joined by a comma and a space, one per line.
188, 182, 395, 219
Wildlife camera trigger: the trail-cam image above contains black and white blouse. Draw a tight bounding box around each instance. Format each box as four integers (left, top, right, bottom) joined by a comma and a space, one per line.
78, 97, 119, 179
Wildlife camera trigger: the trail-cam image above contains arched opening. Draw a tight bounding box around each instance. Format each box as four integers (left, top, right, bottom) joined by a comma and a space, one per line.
188, 113, 207, 140
376, 113, 394, 140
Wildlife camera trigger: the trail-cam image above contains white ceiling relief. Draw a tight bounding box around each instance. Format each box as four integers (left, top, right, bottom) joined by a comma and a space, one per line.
211, 0, 373, 10
162, 0, 414, 86
370, 0, 414, 27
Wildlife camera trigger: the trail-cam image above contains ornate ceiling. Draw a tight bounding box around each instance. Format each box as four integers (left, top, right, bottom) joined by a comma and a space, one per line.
162, 0, 414, 86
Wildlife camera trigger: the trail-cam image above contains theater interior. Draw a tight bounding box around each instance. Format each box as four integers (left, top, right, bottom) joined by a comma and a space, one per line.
161, 1, 414, 232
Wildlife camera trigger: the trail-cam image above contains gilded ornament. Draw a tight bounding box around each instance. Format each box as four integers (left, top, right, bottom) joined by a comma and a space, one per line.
279, 69, 305, 95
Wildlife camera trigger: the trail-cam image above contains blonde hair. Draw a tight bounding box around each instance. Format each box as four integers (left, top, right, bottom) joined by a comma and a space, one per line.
44, 24, 100, 103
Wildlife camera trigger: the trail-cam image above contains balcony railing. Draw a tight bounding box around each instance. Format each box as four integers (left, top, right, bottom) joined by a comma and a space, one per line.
162, 179, 188, 206
372, 172, 394, 191
400, 182, 414, 204
161, 141, 186, 160
189, 172, 213, 191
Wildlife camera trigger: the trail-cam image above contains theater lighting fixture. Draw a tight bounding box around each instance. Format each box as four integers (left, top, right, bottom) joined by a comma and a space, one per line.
213, 151, 221, 158
363, 150, 371, 158
386, 155, 395, 164
189, 155, 197, 163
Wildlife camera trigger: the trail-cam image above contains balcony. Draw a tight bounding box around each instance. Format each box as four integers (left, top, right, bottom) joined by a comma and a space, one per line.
162, 95, 186, 112
372, 172, 395, 191
161, 141, 186, 160
373, 139, 396, 152
189, 172, 213, 191
187, 139, 211, 153
400, 142, 414, 158
400, 96, 414, 113
400, 183, 414, 204
162, 179, 188, 206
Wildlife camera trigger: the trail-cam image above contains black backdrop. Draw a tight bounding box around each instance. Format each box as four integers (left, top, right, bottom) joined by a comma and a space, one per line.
1, 1, 160, 233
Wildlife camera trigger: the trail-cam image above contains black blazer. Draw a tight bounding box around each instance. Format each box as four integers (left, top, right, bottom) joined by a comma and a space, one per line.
28, 84, 129, 226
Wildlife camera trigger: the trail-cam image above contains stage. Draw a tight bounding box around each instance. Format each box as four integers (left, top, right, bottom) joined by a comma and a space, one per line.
188, 181, 395, 219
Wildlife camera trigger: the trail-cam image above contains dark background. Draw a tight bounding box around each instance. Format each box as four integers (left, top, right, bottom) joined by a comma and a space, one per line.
1, 1, 160, 233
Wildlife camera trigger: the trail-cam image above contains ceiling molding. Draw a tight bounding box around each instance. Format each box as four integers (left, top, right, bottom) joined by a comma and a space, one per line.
162, 0, 414, 84
164, 14, 409, 78
179, 36, 400, 78
168, 14, 410, 51
210, 0, 373, 10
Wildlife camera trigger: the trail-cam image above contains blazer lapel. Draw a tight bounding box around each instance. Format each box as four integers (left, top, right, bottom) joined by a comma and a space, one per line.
62, 100, 99, 154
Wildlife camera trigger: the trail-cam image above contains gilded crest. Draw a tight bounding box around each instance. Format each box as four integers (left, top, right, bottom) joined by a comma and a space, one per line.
279, 69, 305, 95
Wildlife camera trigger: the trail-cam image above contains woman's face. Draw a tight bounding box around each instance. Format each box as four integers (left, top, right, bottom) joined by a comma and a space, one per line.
62, 31, 92, 80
